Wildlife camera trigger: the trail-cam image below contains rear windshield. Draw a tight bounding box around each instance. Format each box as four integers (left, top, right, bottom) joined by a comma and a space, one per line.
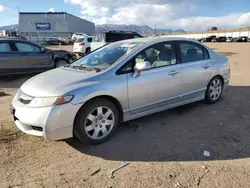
75, 38, 84, 43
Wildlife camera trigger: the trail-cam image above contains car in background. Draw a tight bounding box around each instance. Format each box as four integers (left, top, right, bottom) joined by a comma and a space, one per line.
226, 37, 233, 42
64, 38, 74, 45
46, 37, 68, 45
73, 36, 93, 56
91, 30, 142, 51
197, 38, 206, 42
232, 36, 248, 42
11, 37, 230, 145
72, 33, 88, 41
204, 35, 217, 42
212, 36, 232, 42
0, 38, 76, 75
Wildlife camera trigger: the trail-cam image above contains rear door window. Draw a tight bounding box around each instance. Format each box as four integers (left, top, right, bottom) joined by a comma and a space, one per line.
0, 42, 12, 52
179, 42, 209, 63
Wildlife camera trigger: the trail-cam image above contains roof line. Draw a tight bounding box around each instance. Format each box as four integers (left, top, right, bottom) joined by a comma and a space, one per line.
19, 12, 68, 15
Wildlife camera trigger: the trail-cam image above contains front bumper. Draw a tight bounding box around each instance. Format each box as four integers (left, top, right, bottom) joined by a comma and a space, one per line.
11, 95, 82, 141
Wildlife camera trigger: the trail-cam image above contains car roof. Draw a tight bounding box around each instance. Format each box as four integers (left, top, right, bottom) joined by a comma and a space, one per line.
121, 37, 201, 44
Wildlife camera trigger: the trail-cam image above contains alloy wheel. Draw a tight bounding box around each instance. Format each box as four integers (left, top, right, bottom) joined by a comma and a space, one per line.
209, 78, 222, 101
84, 106, 115, 140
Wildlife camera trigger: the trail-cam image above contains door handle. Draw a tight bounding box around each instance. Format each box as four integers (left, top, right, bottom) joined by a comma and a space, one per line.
202, 64, 211, 69
168, 70, 180, 76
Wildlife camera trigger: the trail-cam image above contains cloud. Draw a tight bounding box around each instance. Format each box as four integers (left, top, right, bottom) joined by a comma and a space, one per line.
0, 4, 5, 12
48, 8, 56, 12
64, 0, 250, 31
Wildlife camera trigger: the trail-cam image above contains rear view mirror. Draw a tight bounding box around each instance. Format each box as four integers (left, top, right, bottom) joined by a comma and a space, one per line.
133, 61, 151, 78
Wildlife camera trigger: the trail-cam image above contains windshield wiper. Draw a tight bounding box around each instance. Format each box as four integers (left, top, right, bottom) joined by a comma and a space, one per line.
73, 65, 102, 72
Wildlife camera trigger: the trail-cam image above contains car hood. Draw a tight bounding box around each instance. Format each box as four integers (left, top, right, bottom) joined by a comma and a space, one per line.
21, 68, 99, 97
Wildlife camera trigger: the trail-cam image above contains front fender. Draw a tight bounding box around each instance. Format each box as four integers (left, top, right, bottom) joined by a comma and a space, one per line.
70, 74, 129, 111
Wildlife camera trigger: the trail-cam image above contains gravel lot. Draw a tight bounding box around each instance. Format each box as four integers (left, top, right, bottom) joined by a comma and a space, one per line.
1, 43, 250, 188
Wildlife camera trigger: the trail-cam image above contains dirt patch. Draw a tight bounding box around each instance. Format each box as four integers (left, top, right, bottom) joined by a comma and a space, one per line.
218, 52, 238, 57
0, 128, 22, 144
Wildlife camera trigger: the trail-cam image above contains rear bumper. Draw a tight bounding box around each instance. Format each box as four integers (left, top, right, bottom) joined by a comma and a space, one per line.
73, 46, 86, 54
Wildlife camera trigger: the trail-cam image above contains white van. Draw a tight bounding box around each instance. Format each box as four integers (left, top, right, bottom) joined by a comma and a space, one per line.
91, 31, 142, 51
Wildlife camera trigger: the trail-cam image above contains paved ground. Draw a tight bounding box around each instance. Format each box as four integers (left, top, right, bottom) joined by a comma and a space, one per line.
1, 43, 250, 188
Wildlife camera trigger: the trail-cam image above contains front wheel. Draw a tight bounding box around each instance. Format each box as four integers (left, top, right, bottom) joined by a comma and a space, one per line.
55, 59, 69, 68
205, 76, 223, 104
74, 99, 119, 145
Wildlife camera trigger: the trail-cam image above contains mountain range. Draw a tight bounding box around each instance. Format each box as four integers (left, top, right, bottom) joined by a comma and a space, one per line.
0, 24, 185, 35
95, 24, 185, 35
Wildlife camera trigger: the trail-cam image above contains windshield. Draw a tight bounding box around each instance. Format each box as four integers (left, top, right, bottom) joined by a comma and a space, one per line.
72, 41, 142, 70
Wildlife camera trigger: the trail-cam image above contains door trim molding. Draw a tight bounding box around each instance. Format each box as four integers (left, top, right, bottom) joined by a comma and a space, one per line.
129, 88, 206, 115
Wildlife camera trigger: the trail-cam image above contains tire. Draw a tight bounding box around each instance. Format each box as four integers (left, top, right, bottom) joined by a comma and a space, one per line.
85, 48, 91, 54
54, 59, 69, 68
205, 76, 223, 104
74, 98, 119, 145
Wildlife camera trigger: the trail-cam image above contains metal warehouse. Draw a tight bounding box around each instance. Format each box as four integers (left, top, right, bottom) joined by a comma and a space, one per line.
19, 12, 95, 43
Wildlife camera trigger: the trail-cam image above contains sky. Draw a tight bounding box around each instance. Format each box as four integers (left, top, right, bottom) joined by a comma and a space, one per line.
0, 0, 250, 31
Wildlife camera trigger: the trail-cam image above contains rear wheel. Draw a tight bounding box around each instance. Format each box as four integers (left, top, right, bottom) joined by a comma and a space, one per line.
85, 47, 91, 54
205, 76, 223, 103
74, 98, 119, 145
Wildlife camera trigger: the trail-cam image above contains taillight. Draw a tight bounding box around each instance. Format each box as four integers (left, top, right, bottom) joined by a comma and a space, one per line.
79, 43, 85, 46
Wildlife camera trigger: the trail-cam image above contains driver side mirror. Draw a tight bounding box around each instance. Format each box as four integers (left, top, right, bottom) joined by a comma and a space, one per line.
40, 47, 46, 53
133, 61, 152, 78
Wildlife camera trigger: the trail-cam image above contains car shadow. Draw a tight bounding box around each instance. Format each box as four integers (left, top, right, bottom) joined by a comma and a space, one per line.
66, 86, 250, 162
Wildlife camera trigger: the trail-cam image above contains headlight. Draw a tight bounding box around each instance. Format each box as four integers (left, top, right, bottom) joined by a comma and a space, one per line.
28, 95, 74, 108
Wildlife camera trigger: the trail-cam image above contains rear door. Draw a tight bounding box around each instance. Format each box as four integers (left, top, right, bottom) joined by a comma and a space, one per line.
177, 41, 213, 97
13, 41, 53, 71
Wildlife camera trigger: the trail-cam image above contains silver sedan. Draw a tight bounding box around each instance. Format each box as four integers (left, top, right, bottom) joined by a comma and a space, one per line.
12, 37, 230, 145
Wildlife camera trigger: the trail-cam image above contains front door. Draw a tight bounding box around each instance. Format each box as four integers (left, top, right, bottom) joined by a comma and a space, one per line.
127, 42, 182, 114
177, 41, 213, 96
